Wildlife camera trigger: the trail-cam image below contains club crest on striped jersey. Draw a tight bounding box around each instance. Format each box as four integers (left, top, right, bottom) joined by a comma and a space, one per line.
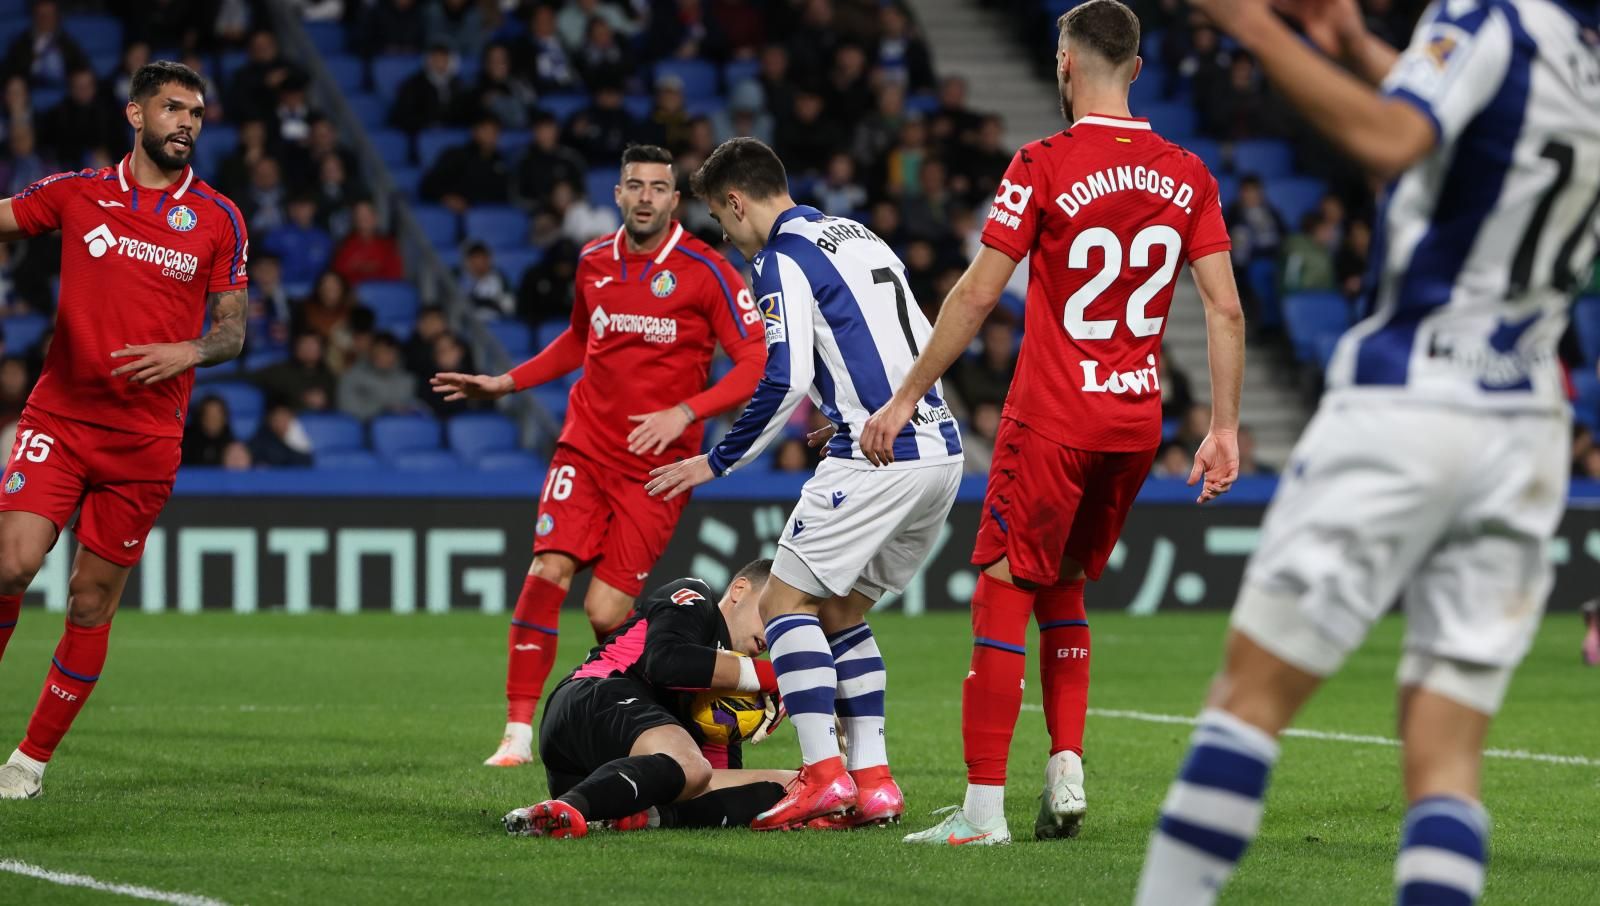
4, 472, 23, 494
759, 292, 785, 345
166, 205, 198, 232
650, 270, 677, 298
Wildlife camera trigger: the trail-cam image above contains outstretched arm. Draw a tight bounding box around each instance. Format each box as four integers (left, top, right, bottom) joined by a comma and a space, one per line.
1273, 0, 1399, 86
1188, 251, 1244, 503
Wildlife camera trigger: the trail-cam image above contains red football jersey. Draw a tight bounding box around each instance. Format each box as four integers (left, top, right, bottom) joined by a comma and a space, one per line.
981, 114, 1230, 452
562, 223, 765, 479
10, 155, 249, 438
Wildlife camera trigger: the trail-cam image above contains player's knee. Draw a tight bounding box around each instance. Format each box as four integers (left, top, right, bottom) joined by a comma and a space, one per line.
66, 580, 118, 626
0, 557, 40, 596
528, 553, 575, 586
676, 753, 713, 798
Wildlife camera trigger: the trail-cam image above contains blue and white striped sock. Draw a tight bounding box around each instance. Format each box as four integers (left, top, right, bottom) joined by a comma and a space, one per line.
1395, 796, 1489, 906
830, 623, 886, 771
766, 613, 838, 766
1135, 708, 1280, 906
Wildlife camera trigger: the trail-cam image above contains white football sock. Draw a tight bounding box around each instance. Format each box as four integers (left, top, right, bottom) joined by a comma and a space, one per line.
963, 783, 1006, 828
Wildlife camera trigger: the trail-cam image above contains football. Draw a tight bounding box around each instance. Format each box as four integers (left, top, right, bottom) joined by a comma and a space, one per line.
690, 689, 771, 745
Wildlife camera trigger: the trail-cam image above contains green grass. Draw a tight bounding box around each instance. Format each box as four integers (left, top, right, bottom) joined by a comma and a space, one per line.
0, 610, 1597, 904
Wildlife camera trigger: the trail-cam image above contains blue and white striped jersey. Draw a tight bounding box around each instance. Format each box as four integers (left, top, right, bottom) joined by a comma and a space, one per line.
1327, 0, 1600, 411
705, 205, 963, 475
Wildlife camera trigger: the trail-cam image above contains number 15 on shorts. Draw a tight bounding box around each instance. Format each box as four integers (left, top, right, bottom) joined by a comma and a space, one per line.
11, 429, 55, 463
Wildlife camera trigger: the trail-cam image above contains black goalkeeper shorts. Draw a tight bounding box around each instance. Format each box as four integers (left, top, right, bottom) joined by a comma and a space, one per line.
538, 676, 683, 798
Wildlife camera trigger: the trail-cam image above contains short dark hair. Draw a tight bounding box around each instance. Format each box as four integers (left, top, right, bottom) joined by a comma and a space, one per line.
1058, 0, 1140, 66
621, 143, 674, 171
690, 137, 788, 202
129, 61, 206, 104
734, 558, 773, 587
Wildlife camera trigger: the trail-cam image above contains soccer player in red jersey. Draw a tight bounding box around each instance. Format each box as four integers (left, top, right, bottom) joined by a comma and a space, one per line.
869, 0, 1246, 844
431, 145, 765, 767
0, 62, 247, 799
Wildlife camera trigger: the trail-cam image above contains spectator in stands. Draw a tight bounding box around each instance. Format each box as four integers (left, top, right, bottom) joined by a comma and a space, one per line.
312, 155, 356, 235
1227, 176, 1286, 263
37, 68, 123, 167
1, 76, 30, 146
885, 115, 930, 199
367, 0, 428, 54
1236, 425, 1274, 477
648, 75, 695, 154
1179, 24, 1230, 115
222, 441, 253, 470
274, 72, 315, 148
337, 331, 421, 420
577, 16, 632, 90
2, 1, 87, 89
959, 115, 1012, 207
421, 113, 512, 214
214, 0, 257, 46
773, 437, 811, 472
1153, 442, 1191, 478
646, 0, 728, 62
1160, 349, 1196, 421
902, 238, 940, 313
875, 2, 936, 94
786, 0, 840, 85
711, 0, 765, 55
241, 157, 289, 234
566, 83, 641, 166
333, 200, 405, 286
473, 43, 536, 132
812, 153, 867, 217
1203, 52, 1271, 140
824, 44, 873, 135
710, 79, 773, 145
247, 252, 293, 349
954, 315, 1018, 409
558, 0, 642, 50
217, 119, 270, 201
517, 237, 579, 321
405, 305, 449, 376
424, 0, 488, 61
249, 402, 314, 467
902, 157, 955, 241
774, 91, 840, 177
0, 125, 48, 196
513, 112, 586, 211
0, 356, 30, 427
255, 331, 338, 412
757, 44, 795, 125
934, 76, 984, 152
1281, 213, 1337, 294
303, 115, 364, 197
456, 241, 516, 320
517, 2, 580, 93
182, 397, 235, 467
869, 199, 906, 251
1574, 427, 1597, 478
263, 194, 335, 289
392, 43, 472, 132
424, 331, 478, 416
1336, 220, 1373, 300
104, 41, 150, 106
1177, 401, 1211, 454
960, 400, 1001, 475
550, 178, 618, 243
228, 29, 300, 123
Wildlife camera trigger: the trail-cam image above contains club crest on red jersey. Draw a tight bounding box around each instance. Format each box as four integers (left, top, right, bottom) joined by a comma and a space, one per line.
650, 270, 678, 298
4, 471, 23, 494
166, 205, 198, 232
536, 513, 554, 536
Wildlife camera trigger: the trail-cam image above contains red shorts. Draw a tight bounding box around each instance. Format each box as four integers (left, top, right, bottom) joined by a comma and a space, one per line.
971, 417, 1156, 586
532, 443, 689, 596
0, 407, 180, 568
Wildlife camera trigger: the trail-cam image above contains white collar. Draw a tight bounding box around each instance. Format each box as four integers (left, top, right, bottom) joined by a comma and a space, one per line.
118, 155, 196, 199
1072, 114, 1151, 131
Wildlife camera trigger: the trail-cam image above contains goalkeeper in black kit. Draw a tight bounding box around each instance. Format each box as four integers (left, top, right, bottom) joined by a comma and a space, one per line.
505, 559, 795, 838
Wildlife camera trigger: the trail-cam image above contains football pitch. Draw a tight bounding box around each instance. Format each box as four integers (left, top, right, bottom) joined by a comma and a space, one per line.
0, 609, 1596, 905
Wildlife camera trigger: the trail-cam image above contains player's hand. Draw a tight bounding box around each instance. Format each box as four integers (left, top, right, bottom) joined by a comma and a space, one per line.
430, 372, 514, 402
109, 342, 201, 384
1189, 430, 1240, 504
645, 453, 714, 501
860, 396, 917, 467
806, 423, 837, 457
1272, 0, 1364, 57
626, 405, 693, 456
748, 693, 786, 746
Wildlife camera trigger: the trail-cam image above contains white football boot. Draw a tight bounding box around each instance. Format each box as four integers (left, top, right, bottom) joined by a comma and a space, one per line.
902, 806, 1011, 846
0, 750, 44, 799
1035, 750, 1087, 839
483, 722, 534, 767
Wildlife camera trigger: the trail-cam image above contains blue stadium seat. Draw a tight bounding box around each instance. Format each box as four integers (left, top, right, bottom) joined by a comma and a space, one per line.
371, 415, 442, 457
586, 168, 617, 206
1282, 291, 1352, 364
655, 60, 718, 99
30, 87, 62, 110
356, 281, 421, 327
723, 60, 760, 90
475, 450, 543, 472
1312, 331, 1342, 370
417, 128, 470, 169
304, 21, 346, 56
1572, 295, 1600, 364
388, 166, 421, 198
1216, 174, 1240, 208
193, 124, 236, 175
412, 204, 459, 248
391, 450, 464, 471
537, 93, 589, 122
298, 412, 365, 453
532, 385, 569, 421
371, 128, 413, 167
1573, 370, 1600, 431
494, 248, 543, 282
315, 450, 382, 471
1182, 138, 1224, 174
371, 56, 417, 103
190, 381, 263, 439
2, 314, 50, 353
623, 94, 652, 120
65, 15, 121, 60
1267, 176, 1327, 224
535, 319, 569, 351
904, 93, 940, 116
1128, 68, 1166, 106
345, 92, 386, 128
447, 412, 519, 460
486, 319, 533, 360
1140, 103, 1197, 138
463, 206, 529, 249
325, 55, 366, 94
217, 50, 248, 82
499, 132, 531, 159
1246, 257, 1282, 331
243, 348, 287, 372
1232, 139, 1294, 179
685, 97, 725, 119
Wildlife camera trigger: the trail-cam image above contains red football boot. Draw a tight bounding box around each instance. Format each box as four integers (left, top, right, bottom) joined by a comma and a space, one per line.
603, 810, 652, 832
503, 799, 588, 838
806, 765, 904, 829
751, 756, 856, 832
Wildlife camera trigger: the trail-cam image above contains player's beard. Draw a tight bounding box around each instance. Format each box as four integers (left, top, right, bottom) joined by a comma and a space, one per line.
141, 129, 191, 172
1059, 75, 1072, 123
625, 208, 670, 248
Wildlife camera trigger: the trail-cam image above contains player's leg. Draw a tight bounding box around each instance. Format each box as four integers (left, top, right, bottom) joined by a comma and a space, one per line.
1584, 599, 1600, 667
1392, 679, 1494, 906
0, 411, 86, 665
587, 474, 689, 639
580, 577, 635, 641
0, 512, 58, 663
814, 589, 897, 828
492, 550, 580, 767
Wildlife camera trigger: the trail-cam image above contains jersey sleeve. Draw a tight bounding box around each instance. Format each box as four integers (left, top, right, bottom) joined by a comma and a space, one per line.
681, 249, 767, 419
705, 248, 817, 477
8, 170, 90, 236
207, 195, 250, 293
637, 579, 722, 690
979, 149, 1041, 262
1186, 168, 1231, 263
1380, 3, 1516, 146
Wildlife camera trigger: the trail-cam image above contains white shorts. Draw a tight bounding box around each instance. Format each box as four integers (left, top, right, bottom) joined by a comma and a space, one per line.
1233, 399, 1568, 710
772, 458, 962, 601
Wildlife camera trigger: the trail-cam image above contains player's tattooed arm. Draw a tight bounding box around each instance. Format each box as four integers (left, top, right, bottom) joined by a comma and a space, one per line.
191, 288, 247, 366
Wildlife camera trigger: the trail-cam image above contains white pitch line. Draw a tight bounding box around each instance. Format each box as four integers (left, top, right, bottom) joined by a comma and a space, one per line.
0, 860, 235, 906
1018, 704, 1600, 768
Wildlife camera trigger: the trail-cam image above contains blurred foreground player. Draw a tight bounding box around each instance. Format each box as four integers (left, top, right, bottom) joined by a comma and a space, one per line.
864, 0, 1244, 844
1137, 1, 1600, 903
431, 145, 765, 768
504, 559, 793, 838
0, 62, 248, 798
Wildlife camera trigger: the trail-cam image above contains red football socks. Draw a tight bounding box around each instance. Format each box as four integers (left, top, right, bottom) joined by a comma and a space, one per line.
19, 620, 111, 762
506, 574, 566, 724
1036, 579, 1090, 757
0, 593, 21, 663
962, 573, 1036, 786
